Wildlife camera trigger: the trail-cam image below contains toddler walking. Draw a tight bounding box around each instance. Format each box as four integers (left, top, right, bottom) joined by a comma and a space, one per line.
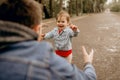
42, 10, 80, 63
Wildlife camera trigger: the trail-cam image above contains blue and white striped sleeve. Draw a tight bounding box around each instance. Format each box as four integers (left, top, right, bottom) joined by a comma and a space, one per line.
44, 30, 54, 39
74, 28, 80, 37
69, 28, 80, 37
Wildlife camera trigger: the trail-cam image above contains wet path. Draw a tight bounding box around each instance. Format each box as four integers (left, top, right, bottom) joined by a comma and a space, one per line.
72, 12, 120, 80
43, 12, 120, 80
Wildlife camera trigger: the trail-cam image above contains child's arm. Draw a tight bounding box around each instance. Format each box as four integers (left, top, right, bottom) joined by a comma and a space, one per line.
42, 30, 54, 40
39, 27, 55, 41
69, 24, 80, 37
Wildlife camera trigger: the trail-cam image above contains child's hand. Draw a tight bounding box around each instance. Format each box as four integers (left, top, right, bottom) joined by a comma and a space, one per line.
38, 34, 45, 41
70, 24, 78, 31
41, 34, 45, 37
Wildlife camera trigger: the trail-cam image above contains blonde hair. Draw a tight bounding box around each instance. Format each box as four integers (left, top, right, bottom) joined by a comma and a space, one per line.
56, 10, 70, 23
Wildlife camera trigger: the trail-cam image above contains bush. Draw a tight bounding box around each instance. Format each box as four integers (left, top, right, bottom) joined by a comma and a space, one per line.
110, 3, 120, 12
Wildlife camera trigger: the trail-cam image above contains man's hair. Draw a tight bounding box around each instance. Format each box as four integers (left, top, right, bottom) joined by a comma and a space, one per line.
0, 0, 42, 28
56, 10, 70, 23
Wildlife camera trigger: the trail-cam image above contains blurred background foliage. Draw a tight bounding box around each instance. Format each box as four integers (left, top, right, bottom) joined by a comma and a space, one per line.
1, 0, 119, 19
109, 0, 120, 12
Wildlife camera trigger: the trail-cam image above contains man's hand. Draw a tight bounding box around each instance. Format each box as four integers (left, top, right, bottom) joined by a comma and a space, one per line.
82, 46, 94, 64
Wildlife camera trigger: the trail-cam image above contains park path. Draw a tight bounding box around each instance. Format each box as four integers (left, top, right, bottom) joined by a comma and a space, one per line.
43, 11, 120, 80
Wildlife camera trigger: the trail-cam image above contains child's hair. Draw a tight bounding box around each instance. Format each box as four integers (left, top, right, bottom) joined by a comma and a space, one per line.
56, 10, 70, 23
0, 0, 42, 28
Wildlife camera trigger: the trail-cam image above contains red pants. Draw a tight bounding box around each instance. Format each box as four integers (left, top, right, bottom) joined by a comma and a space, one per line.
55, 50, 72, 57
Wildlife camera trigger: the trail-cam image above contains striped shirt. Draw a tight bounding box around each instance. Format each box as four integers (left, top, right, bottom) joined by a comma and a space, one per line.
44, 26, 80, 51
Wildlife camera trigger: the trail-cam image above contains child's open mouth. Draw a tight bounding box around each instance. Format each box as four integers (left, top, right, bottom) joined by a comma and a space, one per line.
58, 25, 64, 27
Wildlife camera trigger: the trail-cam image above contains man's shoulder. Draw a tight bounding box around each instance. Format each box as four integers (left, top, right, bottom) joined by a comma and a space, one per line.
9, 41, 54, 58
37, 41, 53, 52
27, 41, 53, 52
12, 41, 54, 62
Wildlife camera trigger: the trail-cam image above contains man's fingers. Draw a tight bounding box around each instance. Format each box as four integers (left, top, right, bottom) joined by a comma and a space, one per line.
89, 49, 94, 58
90, 49, 94, 54
81, 46, 94, 64
82, 46, 88, 56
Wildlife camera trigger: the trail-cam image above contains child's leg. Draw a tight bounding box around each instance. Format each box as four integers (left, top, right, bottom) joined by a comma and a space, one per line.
65, 53, 72, 63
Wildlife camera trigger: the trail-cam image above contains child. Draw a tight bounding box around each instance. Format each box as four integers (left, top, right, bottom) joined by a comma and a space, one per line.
42, 10, 80, 63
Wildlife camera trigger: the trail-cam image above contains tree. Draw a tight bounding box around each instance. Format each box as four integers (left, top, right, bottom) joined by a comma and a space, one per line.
68, 0, 73, 16
81, 0, 83, 14
60, 0, 63, 10
76, 0, 79, 16
49, 0, 53, 18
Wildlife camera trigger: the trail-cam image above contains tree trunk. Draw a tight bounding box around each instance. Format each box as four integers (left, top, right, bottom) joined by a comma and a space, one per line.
76, 0, 79, 16
36, 0, 43, 3
49, 0, 53, 18
38, 0, 43, 3
68, 0, 72, 16
80, 0, 83, 15
43, 5, 50, 19
60, 0, 63, 10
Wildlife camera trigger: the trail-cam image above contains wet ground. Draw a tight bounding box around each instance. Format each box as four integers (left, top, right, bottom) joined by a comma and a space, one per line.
43, 12, 120, 80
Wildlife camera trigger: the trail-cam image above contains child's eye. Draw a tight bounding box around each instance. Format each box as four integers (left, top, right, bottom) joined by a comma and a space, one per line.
57, 21, 60, 23
62, 21, 65, 23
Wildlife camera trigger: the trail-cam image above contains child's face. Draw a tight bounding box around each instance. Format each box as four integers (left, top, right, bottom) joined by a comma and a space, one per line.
57, 16, 69, 28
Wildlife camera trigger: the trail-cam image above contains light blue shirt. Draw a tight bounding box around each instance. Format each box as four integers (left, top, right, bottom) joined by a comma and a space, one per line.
44, 26, 80, 50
